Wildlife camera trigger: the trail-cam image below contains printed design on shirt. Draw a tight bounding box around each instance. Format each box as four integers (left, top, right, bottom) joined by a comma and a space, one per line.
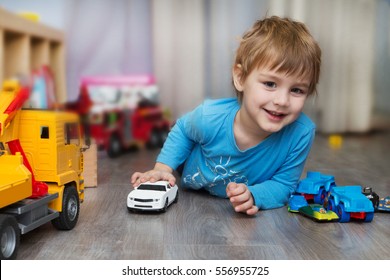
183, 166, 207, 189
206, 156, 248, 187
183, 156, 248, 189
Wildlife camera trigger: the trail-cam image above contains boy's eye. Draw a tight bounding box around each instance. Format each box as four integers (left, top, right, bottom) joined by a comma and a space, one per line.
291, 88, 306, 95
264, 81, 276, 88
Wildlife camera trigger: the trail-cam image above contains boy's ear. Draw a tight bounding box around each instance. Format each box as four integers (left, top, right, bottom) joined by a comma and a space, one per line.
232, 64, 244, 92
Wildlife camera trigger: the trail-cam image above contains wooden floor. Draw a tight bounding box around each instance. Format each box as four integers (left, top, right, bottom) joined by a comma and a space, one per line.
17, 130, 390, 260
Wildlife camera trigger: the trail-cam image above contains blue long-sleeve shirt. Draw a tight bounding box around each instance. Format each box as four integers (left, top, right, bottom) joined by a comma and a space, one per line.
157, 98, 315, 210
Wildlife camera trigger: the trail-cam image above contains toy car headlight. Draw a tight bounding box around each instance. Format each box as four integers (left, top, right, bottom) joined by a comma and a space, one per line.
154, 199, 160, 202
129, 197, 134, 201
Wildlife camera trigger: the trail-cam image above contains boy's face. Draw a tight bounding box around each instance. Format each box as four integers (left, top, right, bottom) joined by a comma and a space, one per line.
233, 65, 310, 138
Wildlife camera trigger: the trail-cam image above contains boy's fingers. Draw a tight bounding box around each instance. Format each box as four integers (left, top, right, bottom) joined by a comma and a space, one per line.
229, 188, 251, 203
246, 206, 259, 216
131, 171, 176, 187
226, 182, 237, 192
234, 199, 253, 213
163, 175, 176, 186
131, 172, 141, 183
226, 182, 245, 197
131, 173, 145, 186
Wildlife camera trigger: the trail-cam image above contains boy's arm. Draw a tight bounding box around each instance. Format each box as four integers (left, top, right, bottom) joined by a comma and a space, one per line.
157, 104, 205, 170
131, 117, 195, 186
131, 104, 205, 186
248, 129, 315, 210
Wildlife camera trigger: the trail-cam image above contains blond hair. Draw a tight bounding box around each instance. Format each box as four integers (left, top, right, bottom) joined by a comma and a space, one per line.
233, 16, 321, 101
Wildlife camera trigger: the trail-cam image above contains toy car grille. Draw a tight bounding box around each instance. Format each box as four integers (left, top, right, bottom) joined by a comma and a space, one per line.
134, 198, 153, 202
134, 205, 153, 208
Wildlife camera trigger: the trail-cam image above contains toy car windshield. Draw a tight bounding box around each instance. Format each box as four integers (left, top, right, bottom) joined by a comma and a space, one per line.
137, 184, 166, 191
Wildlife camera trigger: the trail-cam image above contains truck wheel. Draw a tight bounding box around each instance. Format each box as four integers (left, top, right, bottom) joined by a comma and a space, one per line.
146, 130, 160, 149
52, 186, 80, 230
364, 212, 374, 222
107, 135, 122, 157
158, 129, 169, 147
337, 203, 350, 223
314, 188, 326, 204
327, 198, 336, 212
0, 215, 20, 260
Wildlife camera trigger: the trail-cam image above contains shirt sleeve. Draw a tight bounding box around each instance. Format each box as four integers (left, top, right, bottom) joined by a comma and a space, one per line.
247, 127, 315, 210
156, 104, 204, 170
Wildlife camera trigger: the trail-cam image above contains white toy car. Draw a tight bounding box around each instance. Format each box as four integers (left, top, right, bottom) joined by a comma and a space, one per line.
127, 181, 178, 212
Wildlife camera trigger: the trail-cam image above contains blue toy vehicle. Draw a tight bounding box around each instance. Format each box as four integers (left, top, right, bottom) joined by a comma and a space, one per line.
326, 186, 375, 222
288, 194, 308, 212
296, 171, 336, 204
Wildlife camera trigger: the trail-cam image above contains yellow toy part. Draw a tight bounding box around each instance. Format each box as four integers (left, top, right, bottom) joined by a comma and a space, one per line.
328, 134, 343, 149
18, 12, 40, 22
0, 152, 32, 208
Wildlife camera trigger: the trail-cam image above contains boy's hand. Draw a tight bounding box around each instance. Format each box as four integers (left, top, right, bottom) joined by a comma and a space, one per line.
131, 163, 176, 187
226, 182, 259, 215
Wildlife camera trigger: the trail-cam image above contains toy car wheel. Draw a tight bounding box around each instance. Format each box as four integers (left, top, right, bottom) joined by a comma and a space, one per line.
0, 214, 20, 260
52, 186, 80, 230
162, 198, 169, 213
364, 212, 374, 222
174, 191, 179, 203
314, 188, 326, 204
337, 203, 350, 223
326, 197, 336, 212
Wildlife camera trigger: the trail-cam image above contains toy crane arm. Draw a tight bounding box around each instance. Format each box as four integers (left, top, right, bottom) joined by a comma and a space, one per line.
0, 81, 30, 136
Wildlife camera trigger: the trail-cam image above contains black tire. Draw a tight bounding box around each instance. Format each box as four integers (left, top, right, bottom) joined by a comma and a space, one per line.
0, 214, 20, 260
158, 128, 169, 148
146, 129, 160, 149
174, 191, 179, 203
162, 198, 169, 213
52, 186, 80, 230
107, 134, 122, 158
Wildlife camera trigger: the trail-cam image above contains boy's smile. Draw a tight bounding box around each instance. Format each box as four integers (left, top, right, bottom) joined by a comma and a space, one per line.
263, 108, 287, 121
233, 66, 310, 149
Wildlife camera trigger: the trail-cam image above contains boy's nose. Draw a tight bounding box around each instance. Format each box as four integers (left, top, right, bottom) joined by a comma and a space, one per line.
273, 91, 290, 106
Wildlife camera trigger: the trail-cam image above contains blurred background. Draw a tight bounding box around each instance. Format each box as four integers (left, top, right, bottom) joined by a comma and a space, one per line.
0, 0, 389, 134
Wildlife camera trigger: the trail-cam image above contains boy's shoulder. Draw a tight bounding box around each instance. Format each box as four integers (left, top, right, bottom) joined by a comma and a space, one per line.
201, 98, 239, 115
291, 112, 316, 132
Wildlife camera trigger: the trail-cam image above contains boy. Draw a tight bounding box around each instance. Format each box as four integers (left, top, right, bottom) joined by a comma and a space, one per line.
131, 16, 321, 215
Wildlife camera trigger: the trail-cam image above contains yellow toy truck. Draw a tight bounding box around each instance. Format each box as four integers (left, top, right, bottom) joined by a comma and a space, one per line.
0, 80, 89, 260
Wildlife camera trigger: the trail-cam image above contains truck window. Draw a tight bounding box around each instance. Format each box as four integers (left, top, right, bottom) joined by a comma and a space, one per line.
40, 126, 49, 139
65, 123, 80, 145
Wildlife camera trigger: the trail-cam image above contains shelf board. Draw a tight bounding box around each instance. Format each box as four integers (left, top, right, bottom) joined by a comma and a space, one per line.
0, 7, 63, 42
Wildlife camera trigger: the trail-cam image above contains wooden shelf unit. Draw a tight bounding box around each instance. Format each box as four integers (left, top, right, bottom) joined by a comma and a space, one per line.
0, 7, 66, 102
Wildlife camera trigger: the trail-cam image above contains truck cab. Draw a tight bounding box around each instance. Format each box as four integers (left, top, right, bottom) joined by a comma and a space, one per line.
17, 109, 86, 209
296, 171, 336, 204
